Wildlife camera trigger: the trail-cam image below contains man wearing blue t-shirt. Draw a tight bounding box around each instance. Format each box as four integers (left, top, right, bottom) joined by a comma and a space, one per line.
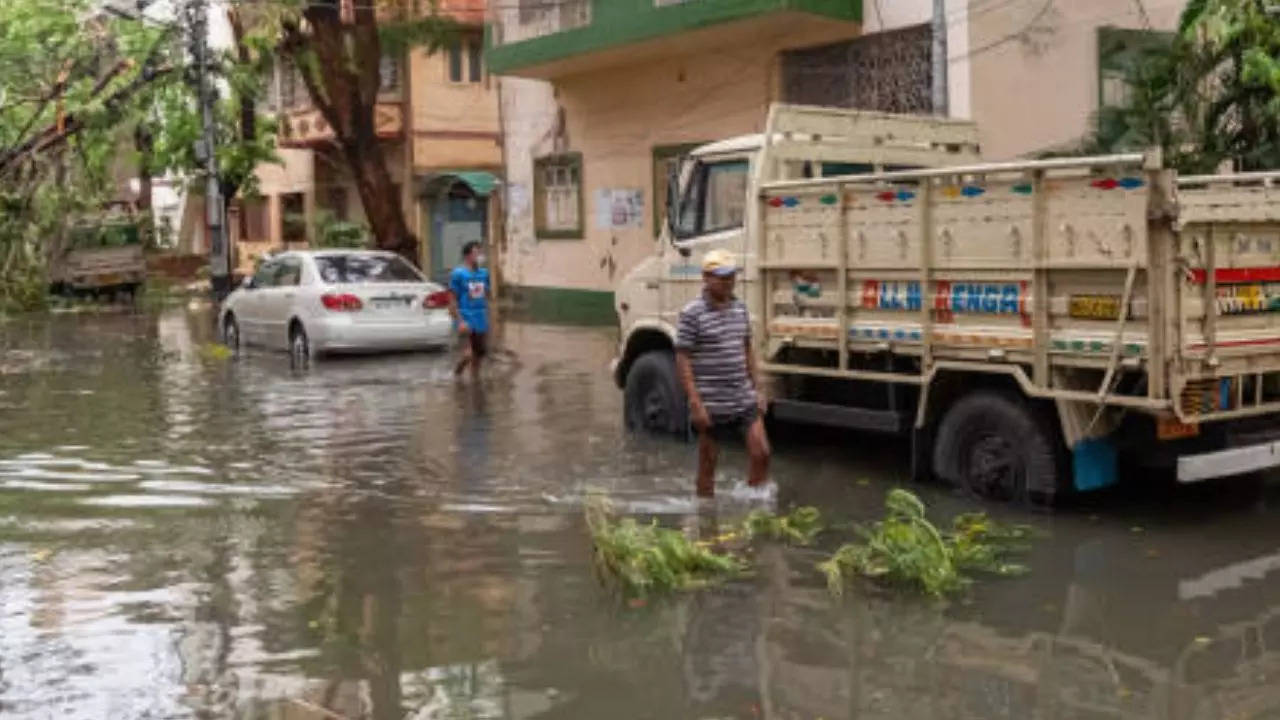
448, 241, 491, 379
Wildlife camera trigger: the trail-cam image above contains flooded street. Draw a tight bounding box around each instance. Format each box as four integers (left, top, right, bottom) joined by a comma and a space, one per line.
3, 308, 1280, 719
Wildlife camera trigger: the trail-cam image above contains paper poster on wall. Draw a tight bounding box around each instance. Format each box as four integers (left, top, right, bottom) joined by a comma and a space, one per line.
594, 188, 644, 230
506, 182, 530, 217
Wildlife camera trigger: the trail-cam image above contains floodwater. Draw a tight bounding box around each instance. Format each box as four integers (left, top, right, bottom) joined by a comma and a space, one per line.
2, 307, 1280, 719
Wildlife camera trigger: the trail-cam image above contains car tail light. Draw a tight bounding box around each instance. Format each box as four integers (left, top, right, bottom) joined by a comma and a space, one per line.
320, 293, 362, 312
424, 290, 451, 309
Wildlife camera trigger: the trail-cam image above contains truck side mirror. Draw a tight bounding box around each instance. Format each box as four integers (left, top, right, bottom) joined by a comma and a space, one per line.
666, 162, 681, 237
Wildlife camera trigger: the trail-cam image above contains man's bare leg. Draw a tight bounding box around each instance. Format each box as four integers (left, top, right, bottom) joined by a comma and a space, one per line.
696, 430, 719, 498
746, 417, 771, 487
454, 333, 473, 377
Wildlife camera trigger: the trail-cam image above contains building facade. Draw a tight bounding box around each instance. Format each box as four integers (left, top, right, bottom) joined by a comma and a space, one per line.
488, 0, 1182, 315
233, 0, 502, 282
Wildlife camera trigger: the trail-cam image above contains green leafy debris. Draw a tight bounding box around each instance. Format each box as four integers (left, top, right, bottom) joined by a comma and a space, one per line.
818, 489, 1035, 599
743, 506, 823, 546
198, 343, 234, 362
585, 495, 744, 598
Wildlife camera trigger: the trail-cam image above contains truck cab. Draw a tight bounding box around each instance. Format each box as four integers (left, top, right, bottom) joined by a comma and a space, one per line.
613, 105, 981, 436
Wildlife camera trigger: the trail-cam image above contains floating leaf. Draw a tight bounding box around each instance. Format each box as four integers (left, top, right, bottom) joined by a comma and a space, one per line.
819, 489, 1037, 598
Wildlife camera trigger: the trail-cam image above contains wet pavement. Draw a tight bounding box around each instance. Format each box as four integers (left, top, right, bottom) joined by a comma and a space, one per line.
2, 307, 1280, 719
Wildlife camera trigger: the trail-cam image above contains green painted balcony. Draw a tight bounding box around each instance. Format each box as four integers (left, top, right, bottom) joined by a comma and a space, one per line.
487, 0, 862, 79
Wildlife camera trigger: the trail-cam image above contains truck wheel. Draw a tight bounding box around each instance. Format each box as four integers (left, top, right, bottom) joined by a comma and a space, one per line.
624, 351, 688, 437
933, 391, 1062, 505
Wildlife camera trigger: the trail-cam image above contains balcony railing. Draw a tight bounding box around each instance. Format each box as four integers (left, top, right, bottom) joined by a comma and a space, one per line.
278, 103, 404, 149
491, 0, 591, 45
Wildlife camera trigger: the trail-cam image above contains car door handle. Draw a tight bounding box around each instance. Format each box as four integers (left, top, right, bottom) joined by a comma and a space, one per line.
282, 292, 295, 299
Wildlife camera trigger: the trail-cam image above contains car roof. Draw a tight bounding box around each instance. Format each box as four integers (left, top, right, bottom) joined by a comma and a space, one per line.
266, 249, 403, 261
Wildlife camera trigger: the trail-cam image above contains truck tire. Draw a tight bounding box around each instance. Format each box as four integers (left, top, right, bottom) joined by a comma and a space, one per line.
933, 390, 1062, 505
624, 351, 688, 437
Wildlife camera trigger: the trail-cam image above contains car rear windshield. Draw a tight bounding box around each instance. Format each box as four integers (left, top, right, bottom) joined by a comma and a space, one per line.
315, 255, 423, 284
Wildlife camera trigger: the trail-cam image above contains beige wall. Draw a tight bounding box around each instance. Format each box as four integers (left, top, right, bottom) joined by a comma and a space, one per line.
500, 21, 861, 294
968, 0, 1183, 159
410, 42, 502, 171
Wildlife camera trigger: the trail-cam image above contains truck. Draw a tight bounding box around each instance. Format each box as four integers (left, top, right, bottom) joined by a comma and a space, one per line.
49, 202, 147, 299
612, 103, 1280, 505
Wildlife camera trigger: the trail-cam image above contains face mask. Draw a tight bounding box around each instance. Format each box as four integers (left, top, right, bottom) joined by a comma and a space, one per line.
475, 253, 487, 266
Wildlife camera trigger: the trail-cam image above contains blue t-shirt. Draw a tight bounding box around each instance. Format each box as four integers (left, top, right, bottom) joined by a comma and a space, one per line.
449, 265, 490, 334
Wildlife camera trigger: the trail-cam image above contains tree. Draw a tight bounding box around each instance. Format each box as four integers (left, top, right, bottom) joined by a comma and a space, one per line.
1079, 0, 1280, 172
144, 5, 279, 246
0, 0, 175, 310
262, 0, 457, 263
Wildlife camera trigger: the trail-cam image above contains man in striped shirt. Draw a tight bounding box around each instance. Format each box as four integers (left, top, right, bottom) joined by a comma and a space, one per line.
675, 249, 771, 498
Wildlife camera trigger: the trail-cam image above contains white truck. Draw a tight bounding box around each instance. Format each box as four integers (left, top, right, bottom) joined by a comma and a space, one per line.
612, 104, 1280, 505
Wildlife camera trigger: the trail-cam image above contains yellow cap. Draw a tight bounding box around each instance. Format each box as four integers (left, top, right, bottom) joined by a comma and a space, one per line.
701, 248, 739, 277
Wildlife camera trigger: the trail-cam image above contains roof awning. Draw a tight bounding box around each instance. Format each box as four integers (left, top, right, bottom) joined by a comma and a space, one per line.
423, 170, 499, 197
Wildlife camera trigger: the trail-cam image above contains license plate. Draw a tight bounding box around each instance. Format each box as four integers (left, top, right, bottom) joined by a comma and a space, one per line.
1157, 416, 1200, 440
96, 273, 122, 285
1069, 295, 1122, 320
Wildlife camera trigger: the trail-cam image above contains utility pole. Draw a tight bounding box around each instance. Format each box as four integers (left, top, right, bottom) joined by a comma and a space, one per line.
931, 0, 949, 116
187, 0, 230, 302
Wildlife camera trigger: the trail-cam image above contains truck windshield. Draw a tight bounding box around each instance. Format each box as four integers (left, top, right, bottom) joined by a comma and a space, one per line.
675, 159, 749, 239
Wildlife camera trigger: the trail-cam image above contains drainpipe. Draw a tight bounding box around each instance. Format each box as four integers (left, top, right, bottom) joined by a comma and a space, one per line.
931, 0, 949, 116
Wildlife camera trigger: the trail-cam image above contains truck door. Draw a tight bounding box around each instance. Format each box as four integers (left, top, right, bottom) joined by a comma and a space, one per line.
662, 157, 751, 325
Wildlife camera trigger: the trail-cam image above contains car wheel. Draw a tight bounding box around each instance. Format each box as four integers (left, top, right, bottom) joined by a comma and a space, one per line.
289, 322, 311, 368
623, 351, 688, 437
933, 390, 1063, 506
222, 314, 241, 352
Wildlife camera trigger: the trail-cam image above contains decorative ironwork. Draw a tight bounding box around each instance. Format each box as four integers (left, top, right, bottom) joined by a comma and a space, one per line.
782, 23, 933, 115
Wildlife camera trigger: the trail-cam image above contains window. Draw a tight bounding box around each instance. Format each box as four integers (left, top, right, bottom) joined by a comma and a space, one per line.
652, 143, 704, 237
275, 257, 303, 286
448, 36, 483, 84
242, 197, 269, 242
468, 42, 483, 83
315, 254, 424, 284
280, 59, 303, 109
281, 192, 307, 245
252, 260, 279, 289
1097, 27, 1173, 111
534, 153, 583, 239
674, 160, 748, 239
379, 55, 399, 93
704, 162, 748, 232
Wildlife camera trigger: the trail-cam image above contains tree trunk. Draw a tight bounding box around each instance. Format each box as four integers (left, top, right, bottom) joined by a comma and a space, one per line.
134, 125, 155, 249
285, 3, 419, 264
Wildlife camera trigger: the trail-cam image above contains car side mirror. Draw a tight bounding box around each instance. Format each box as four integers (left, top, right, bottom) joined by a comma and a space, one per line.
242, 277, 256, 291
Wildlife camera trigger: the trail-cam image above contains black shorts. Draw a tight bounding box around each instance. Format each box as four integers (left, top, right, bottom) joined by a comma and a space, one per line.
463, 331, 488, 358
703, 407, 759, 443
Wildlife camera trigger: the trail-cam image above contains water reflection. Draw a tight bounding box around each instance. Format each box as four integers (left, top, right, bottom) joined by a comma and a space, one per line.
1, 309, 1280, 718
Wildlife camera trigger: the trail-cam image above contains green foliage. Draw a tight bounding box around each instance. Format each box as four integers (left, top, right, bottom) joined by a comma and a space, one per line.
743, 506, 823, 546
585, 495, 744, 598
198, 343, 234, 362
1077, 0, 1280, 172
818, 489, 1034, 599
313, 210, 370, 249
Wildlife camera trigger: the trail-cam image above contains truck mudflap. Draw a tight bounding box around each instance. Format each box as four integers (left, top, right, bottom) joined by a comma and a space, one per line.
1178, 441, 1280, 483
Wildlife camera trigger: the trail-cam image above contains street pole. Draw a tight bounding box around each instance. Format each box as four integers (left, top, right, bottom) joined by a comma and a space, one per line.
931, 0, 949, 116
189, 0, 230, 303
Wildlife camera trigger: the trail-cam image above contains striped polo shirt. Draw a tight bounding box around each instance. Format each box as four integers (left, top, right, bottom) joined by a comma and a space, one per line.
675, 293, 757, 420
